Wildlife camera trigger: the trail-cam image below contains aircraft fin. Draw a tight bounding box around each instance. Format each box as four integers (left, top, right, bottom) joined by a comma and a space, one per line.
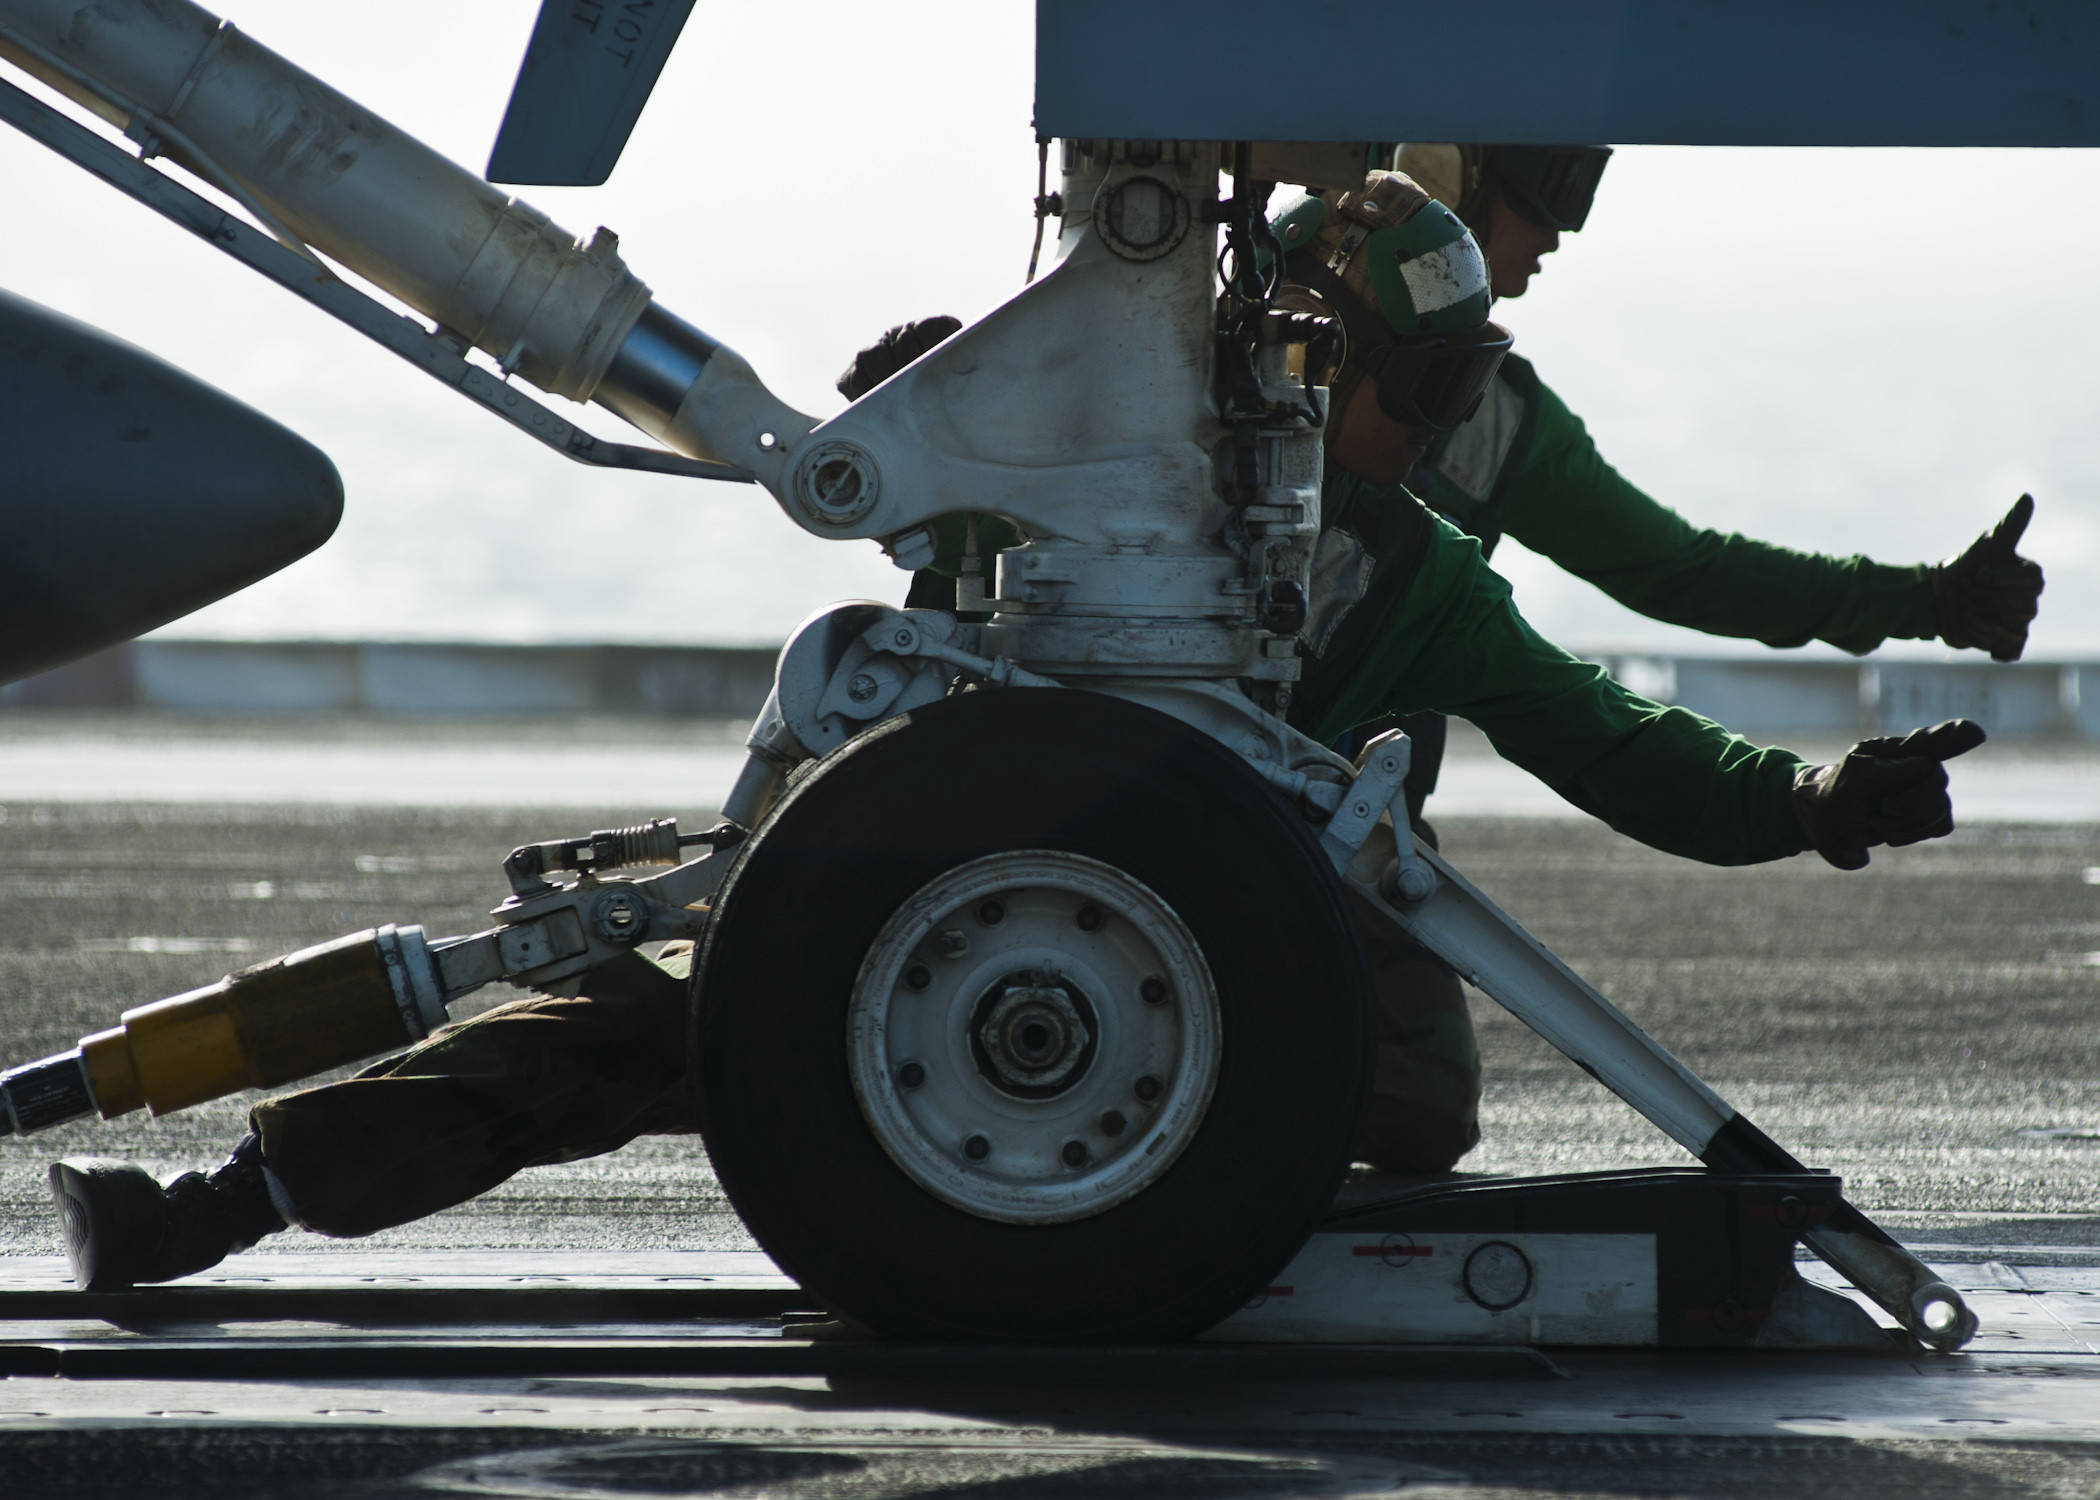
486, 0, 699, 186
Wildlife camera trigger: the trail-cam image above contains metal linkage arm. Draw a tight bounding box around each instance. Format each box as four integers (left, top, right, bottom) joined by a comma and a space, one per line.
434, 847, 728, 1000
1336, 817, 1977, 1353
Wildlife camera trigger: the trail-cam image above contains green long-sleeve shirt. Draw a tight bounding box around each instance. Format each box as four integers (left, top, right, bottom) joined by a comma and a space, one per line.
1415, 355, 1938, 654
1291, 470, 1809, 866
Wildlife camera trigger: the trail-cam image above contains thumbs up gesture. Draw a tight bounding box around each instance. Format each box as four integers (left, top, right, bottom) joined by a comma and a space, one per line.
1791, 719, 1987, 870
1932, 494, 2045, 662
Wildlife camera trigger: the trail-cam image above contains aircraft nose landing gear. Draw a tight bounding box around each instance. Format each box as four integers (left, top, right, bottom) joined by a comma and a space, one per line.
694, 689, 1372, 1344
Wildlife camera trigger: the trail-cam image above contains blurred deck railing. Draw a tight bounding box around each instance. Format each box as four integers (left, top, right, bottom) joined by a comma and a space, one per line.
5, 641, 2097, 739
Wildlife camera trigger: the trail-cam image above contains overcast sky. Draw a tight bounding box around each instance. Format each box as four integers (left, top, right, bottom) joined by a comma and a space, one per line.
3, 0, 2095, 656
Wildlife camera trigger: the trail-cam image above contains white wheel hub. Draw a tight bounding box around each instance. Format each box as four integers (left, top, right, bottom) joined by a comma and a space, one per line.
848, 851, 1221, 1224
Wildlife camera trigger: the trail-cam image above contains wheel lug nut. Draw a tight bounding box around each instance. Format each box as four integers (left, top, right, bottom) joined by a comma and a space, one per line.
1140, 976, 1167, 1005
977, 899, 1005, 926
1135, 1075, 1161, 1102
904, 964, 932, 991
897, 1061, 926, 1089
1099, 1110, 1126, 1136
963, 1134, 991, 1161
1062, 1140, 1089, 1167
1075, 904, 1104, 932
937, 929, 969, 958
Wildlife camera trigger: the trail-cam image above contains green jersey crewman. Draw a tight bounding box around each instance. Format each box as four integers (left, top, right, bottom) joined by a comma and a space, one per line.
1352, 142, 2044, 822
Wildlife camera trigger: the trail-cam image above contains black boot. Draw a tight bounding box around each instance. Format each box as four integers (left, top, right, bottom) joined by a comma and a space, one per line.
49, 1134, 287, 1291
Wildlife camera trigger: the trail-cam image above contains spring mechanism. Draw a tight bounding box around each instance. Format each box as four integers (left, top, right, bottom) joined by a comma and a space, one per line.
593, 819, 684, 868
504, 817, 700, 895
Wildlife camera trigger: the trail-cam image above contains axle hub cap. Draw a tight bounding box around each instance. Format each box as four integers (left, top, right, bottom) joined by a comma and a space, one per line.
848, 852, 1220, 1224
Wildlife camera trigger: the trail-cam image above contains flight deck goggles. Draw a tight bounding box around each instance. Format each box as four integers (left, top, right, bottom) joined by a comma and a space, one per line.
1357, 318, 1513, 432
1488, 145, 1613, 232
1289, 253, 1512, 432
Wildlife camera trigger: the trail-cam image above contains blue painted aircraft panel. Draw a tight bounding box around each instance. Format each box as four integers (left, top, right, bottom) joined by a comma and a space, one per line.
1035, 1, 2098, 146
487, 0, 699, 185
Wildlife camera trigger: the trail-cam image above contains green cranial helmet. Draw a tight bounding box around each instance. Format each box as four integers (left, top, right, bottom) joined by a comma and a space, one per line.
1271, 171, 1493, 338
1271, 170, 1511, 432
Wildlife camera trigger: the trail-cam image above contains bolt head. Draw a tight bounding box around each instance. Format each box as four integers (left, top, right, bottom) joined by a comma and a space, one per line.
590, 891, 646, 944
846, 673, 879, 703
813, 458, 862, 506
1140, 976, 1168, 1006
1394, 865, 1437, 903
937, 929, 969, 958
1135, 1075, 1161, 1102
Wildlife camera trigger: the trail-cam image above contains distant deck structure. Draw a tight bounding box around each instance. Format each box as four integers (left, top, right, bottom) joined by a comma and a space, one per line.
5, 641, 2096, 740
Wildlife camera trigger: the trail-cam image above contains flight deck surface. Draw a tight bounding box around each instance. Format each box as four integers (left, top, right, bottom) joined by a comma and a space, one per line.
0, 1251, 2097, 1496
0, 748, 2094, 1494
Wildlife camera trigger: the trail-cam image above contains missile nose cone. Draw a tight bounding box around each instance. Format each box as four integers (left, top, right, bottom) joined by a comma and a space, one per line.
0, 288, 344, 686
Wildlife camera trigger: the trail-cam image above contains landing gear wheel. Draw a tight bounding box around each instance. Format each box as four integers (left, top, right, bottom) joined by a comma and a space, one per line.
694, 689, 1369, 1342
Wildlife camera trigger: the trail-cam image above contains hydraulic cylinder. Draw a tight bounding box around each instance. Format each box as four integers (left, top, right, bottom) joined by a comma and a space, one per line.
0, 0, 808, 477
0, 0, 643, 404
0, 925, 445, 1135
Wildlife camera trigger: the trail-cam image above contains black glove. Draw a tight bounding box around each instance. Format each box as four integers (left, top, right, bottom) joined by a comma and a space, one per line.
1931, 494, 2044, 662
835, 315, 962, 402
1791, 719, 1986, 870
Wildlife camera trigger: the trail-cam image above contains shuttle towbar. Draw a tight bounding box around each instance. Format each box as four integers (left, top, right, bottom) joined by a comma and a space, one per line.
0, 925, 445, 1136
0, 0, 809, 476
0, 817, 733, 1138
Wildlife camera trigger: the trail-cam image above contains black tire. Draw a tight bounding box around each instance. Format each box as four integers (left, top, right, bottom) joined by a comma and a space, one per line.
694, 688, 1369, 1342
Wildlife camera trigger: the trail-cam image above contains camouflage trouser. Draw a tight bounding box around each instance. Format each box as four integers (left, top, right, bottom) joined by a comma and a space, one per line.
250, 948, 696, 1238
1349, 900, 1483, 1175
